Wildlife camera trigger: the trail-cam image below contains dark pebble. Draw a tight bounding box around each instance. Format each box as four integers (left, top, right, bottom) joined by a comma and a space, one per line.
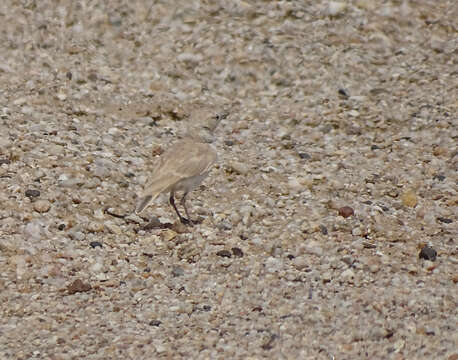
433, 174, 445, 181
319, 225, 328, 235
231, 247, 244, 257
419, 246, 437, 261
67, 279, 91, 295
149, 320, 162, 327
338, 206, 354, 218
66, 71, 72, 80
224, 140, 235, 146
371, 144, 380, 150
286, 254, 295, 260
58, 223, 66, 231
216, 250, 232, 258
298, 152, 311, 160
202, 305, 212, 311
0, 158, 11, 165
25, 189, 40, 198
172, 266, 184, 277
338, 88, 350, 98
437, 217, 452, 224
89, 241, 103, 248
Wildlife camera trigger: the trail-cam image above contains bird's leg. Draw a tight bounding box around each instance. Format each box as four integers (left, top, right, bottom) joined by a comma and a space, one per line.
180, 192, 194, 226
170, 191, 188, 224
169, 191, 192, 225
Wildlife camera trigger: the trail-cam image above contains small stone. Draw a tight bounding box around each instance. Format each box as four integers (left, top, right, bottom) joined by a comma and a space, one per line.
56, 92, 67, 101
352, 227, 362, 236
319, 225, 328, 235
217, 220, 233, 231
348, 110, 360, 117
86, 222, 104, 233
58, 223, 66, 231
298, 152, 311, 160
231, 247, 244, 257
341, 268, 355, 282
89, 241, 103, 249
419, 246, 437, 261
105, 223, 122, 235
433, 174, 445, 181
161, 229, 177, 241
66, 279, 91, 295
228, 161, 249, 175
293, 256, 308, 270
216, 250, 232, 258
25, 189, 40, 198
224, 140, 235, 146
172, 266, 184, 277
437, 217, 452, 224
338, 88, 350, 98
149, 320, 162, 327
341, 256, 353, 266
322, 271, 332, 283
401, 189, 418, 207
0, 158, 11, 165
288, 177, 304, 192
33, 199, 51, 213
141, 217, 163, 230
170, 222, 189, 234
338, 206, 354, 218
327, 1, 347, 16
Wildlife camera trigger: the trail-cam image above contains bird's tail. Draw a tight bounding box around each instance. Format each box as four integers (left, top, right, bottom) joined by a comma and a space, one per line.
135, 178, 173, 214
135, 193, 158, 214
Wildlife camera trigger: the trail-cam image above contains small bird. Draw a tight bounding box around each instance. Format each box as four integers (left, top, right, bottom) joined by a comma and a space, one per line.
135, 111, 227, 225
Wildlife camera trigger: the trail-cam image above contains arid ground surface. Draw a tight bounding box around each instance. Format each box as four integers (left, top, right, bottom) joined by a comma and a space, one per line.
0, 1, 457, 359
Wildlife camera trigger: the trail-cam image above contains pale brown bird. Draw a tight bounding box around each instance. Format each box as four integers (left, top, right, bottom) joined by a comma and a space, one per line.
135, 111, 227, 225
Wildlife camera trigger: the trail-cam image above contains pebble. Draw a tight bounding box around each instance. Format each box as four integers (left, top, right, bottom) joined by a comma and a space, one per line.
86, 222, 104, 233
419, 246, 437, 261
161, 229, 177, 241
33, 199, 51, 213
89, 241, 103, 248
228, 161, 249, 175
288, 177, 304, 192
340, 268, 355, 282
231, 247, 244, 257
338, 206, 354, 218
216, 250, 232, 258
25, 189, 40, 198
327, 1, 347, 16
401, 189, 418, 207
105, 223, 122, 235
436, 217, 452, 224
172, 266, 184, 277
298, 152, 311, 160
66, 279, 92, 295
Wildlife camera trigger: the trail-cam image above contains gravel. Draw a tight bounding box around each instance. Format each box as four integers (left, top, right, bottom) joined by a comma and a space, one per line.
0, 0, 457, 359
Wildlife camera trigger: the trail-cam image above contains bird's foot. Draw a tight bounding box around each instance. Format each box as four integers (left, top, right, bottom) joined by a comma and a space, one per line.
180, 217, 194, 226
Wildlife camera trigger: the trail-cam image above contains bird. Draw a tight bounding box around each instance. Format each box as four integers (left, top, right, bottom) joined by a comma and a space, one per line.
135, 111, 227, 225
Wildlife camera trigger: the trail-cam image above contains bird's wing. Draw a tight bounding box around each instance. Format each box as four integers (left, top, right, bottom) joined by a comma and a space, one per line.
152, 140, 217, 180
135, 140, 216, 213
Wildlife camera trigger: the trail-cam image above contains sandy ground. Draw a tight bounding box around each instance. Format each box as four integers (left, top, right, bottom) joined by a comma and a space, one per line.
0, 0, 457, 359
